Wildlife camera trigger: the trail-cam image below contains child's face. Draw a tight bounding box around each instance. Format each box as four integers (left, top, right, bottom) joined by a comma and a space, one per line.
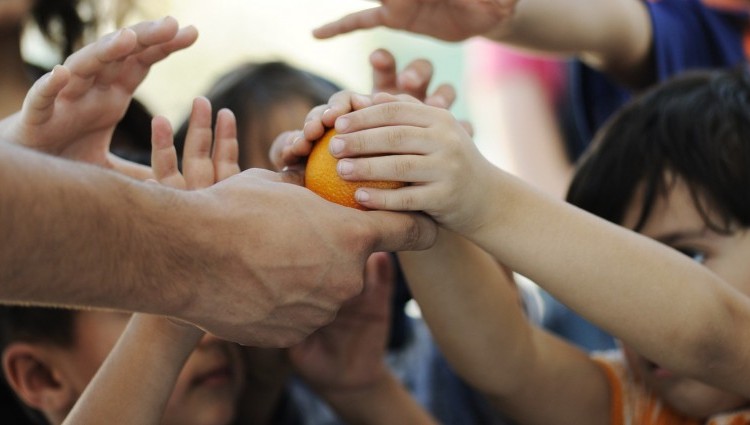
620, 176, 750, 418
240, 97, 315, 170
57, 311, 244, 425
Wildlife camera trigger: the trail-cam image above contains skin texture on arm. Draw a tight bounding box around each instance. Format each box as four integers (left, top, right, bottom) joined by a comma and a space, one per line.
323, 94, 750, 398
313, 0, 653, 87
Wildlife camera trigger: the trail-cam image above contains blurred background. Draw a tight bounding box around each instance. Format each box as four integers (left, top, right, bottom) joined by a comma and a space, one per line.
23, 1, 468, 134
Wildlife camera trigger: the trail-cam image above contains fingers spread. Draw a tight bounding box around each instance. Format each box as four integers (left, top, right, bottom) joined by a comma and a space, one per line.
61, 29, 137, 97
397, 58, 433, 100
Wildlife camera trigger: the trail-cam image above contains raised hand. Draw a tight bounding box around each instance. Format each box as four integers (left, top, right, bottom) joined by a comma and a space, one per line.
151, 96, 240, 189
370, 48, 455, 108
2, 16, 198, 169
313, 0, 517, 42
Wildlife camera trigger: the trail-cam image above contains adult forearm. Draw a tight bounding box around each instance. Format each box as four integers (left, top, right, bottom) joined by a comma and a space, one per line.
0, 143, 194, 315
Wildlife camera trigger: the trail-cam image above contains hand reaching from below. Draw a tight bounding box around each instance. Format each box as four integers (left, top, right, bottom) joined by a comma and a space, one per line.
289, 252, 395, 393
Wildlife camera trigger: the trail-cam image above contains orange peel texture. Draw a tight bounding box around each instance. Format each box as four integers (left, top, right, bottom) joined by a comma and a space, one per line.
304, 128, 405, 210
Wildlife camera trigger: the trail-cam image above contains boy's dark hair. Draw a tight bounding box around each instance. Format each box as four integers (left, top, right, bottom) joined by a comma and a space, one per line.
0, 306, 77, 425
567, 67, 750, 232
174, 61, 342, 168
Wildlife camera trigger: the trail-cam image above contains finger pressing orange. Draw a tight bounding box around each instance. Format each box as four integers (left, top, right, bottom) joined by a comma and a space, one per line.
304, 128, 405, 210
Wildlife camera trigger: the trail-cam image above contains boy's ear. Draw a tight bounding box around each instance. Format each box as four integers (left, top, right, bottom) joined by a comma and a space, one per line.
2, 343, 76, 415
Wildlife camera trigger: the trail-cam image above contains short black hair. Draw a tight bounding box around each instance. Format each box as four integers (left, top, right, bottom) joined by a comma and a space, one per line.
567, 66, 750, 232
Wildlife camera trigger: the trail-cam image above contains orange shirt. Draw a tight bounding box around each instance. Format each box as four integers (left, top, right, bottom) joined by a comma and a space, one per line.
593, 351, 750, 425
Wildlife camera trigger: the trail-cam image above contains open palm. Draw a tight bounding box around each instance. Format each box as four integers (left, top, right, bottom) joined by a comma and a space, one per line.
7, 17, 197, 168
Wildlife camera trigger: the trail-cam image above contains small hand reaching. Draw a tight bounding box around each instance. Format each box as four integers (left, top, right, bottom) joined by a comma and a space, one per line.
1, 16, 198, 172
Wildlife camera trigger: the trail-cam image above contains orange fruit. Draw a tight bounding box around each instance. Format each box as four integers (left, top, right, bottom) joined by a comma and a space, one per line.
305, 128, 405, 210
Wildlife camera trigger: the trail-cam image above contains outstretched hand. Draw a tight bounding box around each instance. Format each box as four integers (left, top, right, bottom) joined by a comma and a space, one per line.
313, 0, 517, 42
151, 96, 240, 189
269, 48, 457, 175
1, 16, 197, 171
289, 252, 395, 393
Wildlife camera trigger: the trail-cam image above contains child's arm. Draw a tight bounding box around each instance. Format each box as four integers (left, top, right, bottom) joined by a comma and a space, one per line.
289, 252, 439, 425
62, 98, 240, 424
61, 314, 204, 425
0, 16, 198, 176
323, 93, 750, 398
398, 229, 610, 425
314, 0, 652, 87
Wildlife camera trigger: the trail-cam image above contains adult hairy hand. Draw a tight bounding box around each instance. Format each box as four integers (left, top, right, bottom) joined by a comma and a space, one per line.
177, 169, 436, 346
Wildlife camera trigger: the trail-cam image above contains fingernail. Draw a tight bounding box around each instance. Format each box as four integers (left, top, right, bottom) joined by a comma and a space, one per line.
336, 117, 349, 132
329, 137, 344, 155
337, 160, 353, 175
355, 189, 370, 202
